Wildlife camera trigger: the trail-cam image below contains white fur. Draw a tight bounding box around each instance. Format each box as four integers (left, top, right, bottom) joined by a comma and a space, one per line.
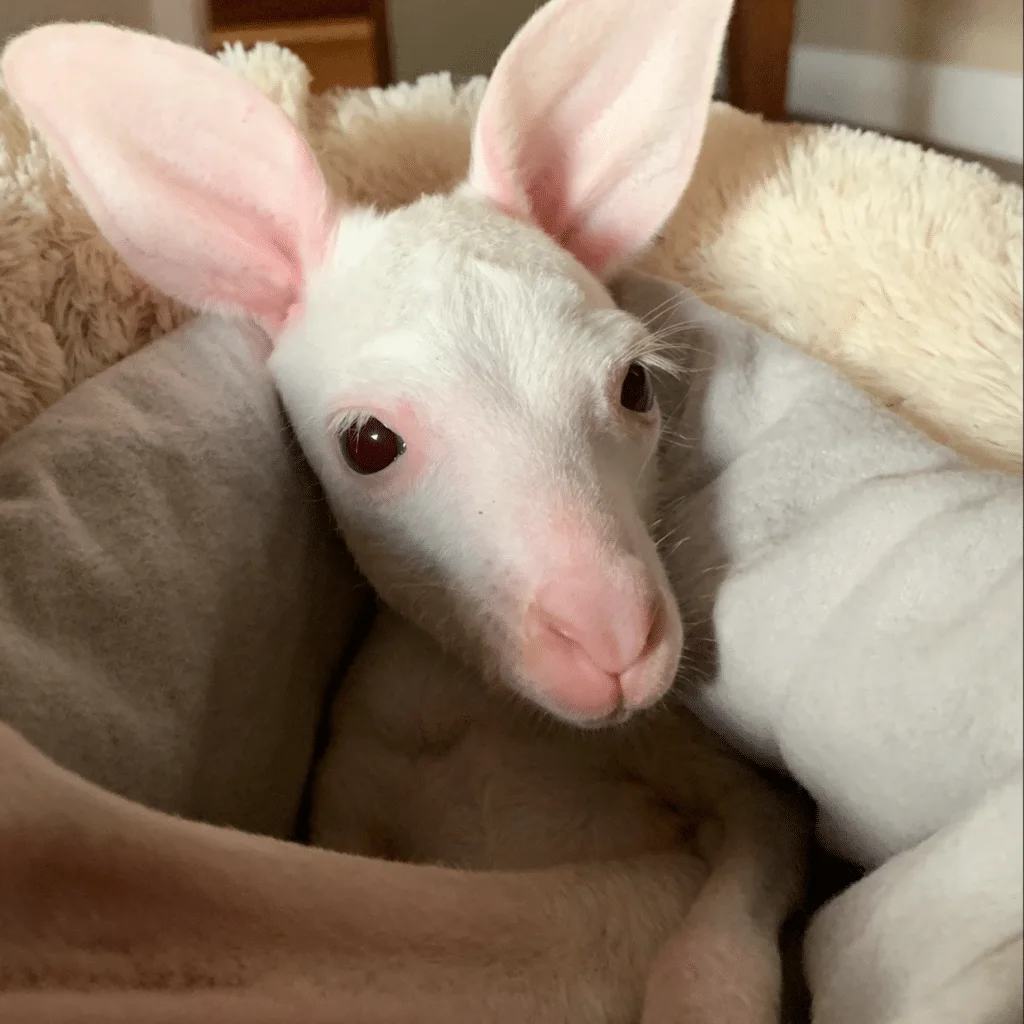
269, 194, 672, 720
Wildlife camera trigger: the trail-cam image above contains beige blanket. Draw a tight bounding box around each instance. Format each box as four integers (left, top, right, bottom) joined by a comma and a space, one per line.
1, 42, 1021, 471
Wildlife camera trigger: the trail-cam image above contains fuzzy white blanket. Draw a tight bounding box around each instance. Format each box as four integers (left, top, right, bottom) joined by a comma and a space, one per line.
1, 42, 1021, 471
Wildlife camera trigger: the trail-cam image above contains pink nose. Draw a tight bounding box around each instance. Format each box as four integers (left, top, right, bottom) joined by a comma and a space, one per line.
521, 562, 676, 721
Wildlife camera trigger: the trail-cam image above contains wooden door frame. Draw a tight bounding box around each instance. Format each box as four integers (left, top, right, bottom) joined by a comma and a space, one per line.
727, 0, 797, 122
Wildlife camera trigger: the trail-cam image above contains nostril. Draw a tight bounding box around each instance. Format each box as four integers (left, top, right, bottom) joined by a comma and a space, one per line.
536, 609, 586, 650
610, 596, 659, 669
529, 596, 657, 676
538, 618, 601, 663
521, 587, 683, 722
635, 599, 659, 651
522, 607, 625, 720
528, 610, 598, 669
641, 602, 664, 654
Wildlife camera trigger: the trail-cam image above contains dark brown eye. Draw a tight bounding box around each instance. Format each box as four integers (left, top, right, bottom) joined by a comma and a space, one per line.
620, 362, 654, 413
342, 417, 405, 475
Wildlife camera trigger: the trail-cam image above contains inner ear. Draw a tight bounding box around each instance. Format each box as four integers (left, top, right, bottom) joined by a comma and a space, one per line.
464, 0, 733, 277
1, 21, 338, 335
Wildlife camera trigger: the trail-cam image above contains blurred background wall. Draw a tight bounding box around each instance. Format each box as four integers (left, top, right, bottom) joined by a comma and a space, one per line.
2, 0, 1021, 166
790, 0, 1022, 164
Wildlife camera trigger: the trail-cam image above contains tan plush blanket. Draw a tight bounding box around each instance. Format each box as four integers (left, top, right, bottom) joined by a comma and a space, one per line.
0, 41, 1021, 470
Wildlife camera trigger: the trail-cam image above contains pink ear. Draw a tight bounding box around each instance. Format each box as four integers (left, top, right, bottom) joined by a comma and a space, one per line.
1, 23, 338, 335
467, 0, 733, 278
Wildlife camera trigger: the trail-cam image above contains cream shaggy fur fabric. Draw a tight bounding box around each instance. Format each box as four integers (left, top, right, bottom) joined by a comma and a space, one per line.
1, 42, 1021, 471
